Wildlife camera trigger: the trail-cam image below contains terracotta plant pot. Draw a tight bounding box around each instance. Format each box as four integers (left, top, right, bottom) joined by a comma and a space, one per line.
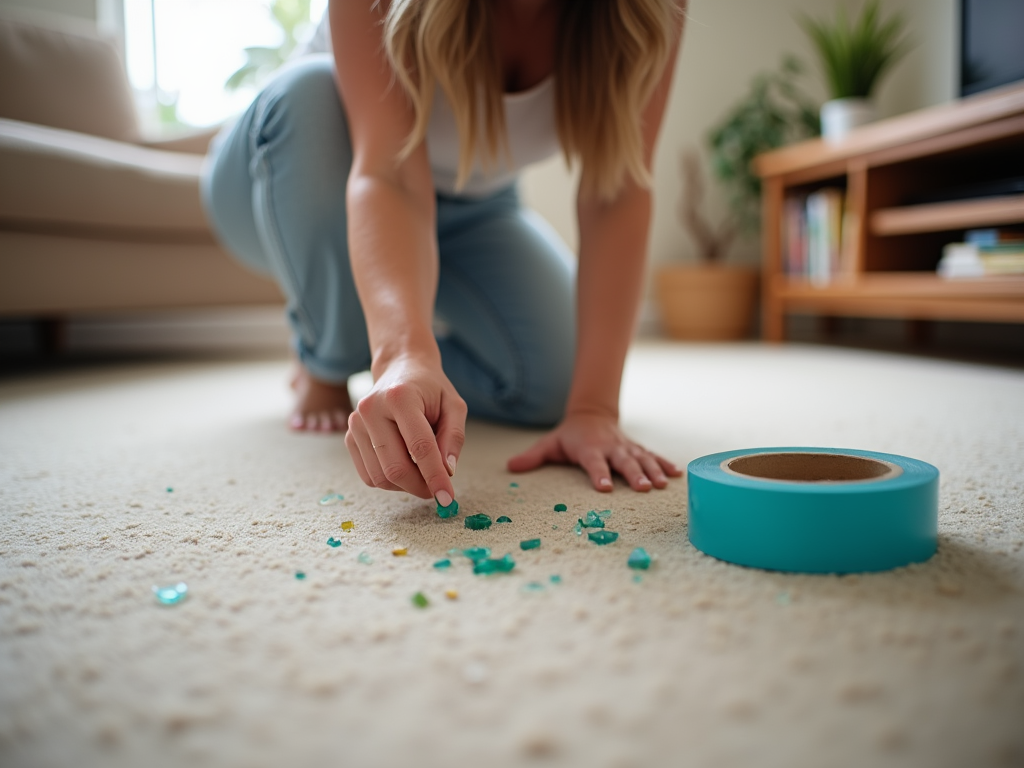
655, 264, 760, 341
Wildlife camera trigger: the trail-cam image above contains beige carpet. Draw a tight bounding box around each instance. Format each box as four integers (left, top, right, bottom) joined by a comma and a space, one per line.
1, 340, 1022, 768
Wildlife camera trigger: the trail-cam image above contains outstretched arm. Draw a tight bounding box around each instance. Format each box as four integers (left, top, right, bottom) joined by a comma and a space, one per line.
508, 4, 686, 492
331, 0, 466, 504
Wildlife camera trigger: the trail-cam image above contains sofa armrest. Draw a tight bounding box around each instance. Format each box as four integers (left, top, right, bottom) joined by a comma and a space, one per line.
141, 125, 223, 155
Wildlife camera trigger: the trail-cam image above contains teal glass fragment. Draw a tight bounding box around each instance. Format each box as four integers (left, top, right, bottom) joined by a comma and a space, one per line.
582, 511, 605, 528
574, 520, 583, 536
461, 546, 491, 561
552, 525, 559, 530
473, 554, 515, 575
436, 498, 460, 518
549, 575, 562, 584
496, 515, 512, 523
166, 487, 173, 493
553, 503, 567, 512
519, 538, 541, 551
596, 509, 612, 519
294, 571, 306, 580
152, 582, 187, 605
327, 537, 342, 548
433, 559, 452, 569
588, 530, 619, 545
627, 547, 652, 570
447, 547, 462, 556
411, 592, 429, 608
357, 552, 373, 565
509, 482, 519, 488
319, 493, 344, 506
464, 513, 492, 530
521, 581, 545, 593
633, 574, 643, 583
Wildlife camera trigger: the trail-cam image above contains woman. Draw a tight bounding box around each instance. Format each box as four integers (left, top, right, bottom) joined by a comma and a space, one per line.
202, 0, 686, 509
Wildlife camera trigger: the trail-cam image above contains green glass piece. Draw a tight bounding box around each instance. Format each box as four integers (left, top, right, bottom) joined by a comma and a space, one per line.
552, 525, 559, 530
166, 487, 173, 493
587, 530, 619, 545
574, 520, 583, 536
357, 552, 373, 565
627, 547, 652, 570
473, 554, 515, 575
521, 581, 545, 593
582, 511, 605, 528
496, 515, 512, 523
295, 571, 306, 580
436, 498, 460, 518
509, 482, 519, 488
553, 503, 567, 512
549, 575, 562, 584
319, 493, 344, 506
596, 509, 612, 519
461, 546, 491, 562
411, 592, 429, 608
327, 537, 342, 548
520, 538, 541, 551
464, 513, 492, 530
152, 582, 187, 605
433, 559, 452, 569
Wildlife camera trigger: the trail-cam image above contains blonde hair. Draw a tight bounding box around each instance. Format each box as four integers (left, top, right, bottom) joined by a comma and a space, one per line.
383, 0, 679, 200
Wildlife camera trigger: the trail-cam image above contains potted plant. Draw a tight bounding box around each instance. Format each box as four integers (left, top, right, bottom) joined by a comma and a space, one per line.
798, 0, 911, 142
657, 57, 818, 340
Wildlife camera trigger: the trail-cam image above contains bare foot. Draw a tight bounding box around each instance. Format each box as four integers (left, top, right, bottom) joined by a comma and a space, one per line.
289, 366, 352, 433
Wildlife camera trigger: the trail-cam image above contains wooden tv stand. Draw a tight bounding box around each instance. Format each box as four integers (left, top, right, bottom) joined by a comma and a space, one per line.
754, 82, 1024, 342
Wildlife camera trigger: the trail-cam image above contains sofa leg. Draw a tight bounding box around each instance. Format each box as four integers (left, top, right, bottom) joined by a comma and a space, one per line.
35, 317, 68, 355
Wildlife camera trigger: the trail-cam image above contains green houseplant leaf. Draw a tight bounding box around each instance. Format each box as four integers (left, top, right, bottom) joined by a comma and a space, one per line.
797, 0, 912, 99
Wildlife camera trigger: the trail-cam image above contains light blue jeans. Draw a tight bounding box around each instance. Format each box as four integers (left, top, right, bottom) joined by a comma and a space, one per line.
201, 57, 576, 427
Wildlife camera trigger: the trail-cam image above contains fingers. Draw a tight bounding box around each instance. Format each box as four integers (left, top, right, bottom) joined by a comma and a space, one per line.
576, 449, 613, 492
345, 411, 403, 493
609, 446, 651, 492
434, 392, 467, 477
657, 454, 683, 477
392, 406, 454, 502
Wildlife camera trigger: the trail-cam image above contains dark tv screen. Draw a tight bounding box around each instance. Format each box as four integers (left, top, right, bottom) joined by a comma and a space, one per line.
961, 0, 1024, 96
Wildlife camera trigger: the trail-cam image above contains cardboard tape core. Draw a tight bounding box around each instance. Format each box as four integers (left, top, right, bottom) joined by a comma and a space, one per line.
723, 452, 901, 483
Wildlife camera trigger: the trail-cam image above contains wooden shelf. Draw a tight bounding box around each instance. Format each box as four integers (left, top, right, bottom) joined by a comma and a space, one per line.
871, 195, 1024, 236
755, 82, 1024, 341
774, 273, 1024, 323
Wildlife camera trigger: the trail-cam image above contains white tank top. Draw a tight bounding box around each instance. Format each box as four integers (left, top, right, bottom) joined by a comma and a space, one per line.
296, 12, 562, 198
426, 77, 562, 198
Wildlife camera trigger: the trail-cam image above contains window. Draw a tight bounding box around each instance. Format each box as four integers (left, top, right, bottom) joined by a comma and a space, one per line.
123, 0, 327, 133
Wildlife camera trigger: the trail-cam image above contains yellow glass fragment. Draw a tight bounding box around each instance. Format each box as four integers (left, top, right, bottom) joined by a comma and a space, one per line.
392, 546, 408, 556
445, 589, 458, 600
340, 521, 355, 531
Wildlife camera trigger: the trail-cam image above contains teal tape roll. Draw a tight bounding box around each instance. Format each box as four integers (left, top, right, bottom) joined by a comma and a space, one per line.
687, 447, 938, 573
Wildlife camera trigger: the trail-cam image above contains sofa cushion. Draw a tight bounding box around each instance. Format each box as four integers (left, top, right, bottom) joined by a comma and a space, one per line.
0, 13, 141, 143
0, 118, 210, 234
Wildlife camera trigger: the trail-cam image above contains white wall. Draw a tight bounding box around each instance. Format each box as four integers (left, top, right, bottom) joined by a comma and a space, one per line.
522, 0, 958, 280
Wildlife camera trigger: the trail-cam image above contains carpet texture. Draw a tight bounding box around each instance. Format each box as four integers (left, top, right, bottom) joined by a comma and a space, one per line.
1, 341, 1022, 768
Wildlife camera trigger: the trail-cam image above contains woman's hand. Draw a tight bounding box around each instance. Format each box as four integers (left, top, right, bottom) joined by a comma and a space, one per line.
345, 354, 466, 503
506, 411, 682, 492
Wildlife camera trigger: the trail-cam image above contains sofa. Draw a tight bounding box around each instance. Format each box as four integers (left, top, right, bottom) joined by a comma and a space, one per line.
0, 10, 282, 340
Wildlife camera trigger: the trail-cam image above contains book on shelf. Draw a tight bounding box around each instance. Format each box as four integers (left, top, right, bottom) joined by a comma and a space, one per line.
782, 187, 850, 284
937, 237, 1024, 279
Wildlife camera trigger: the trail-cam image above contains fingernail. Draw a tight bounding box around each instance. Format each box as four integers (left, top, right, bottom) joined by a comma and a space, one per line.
639, 477, 651, 486
599, 477, 612, 488
447, 454, 457, 475
435, 490, 453, 507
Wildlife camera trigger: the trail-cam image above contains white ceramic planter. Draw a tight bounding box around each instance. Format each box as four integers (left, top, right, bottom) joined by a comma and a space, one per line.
820, 98, 876, 142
